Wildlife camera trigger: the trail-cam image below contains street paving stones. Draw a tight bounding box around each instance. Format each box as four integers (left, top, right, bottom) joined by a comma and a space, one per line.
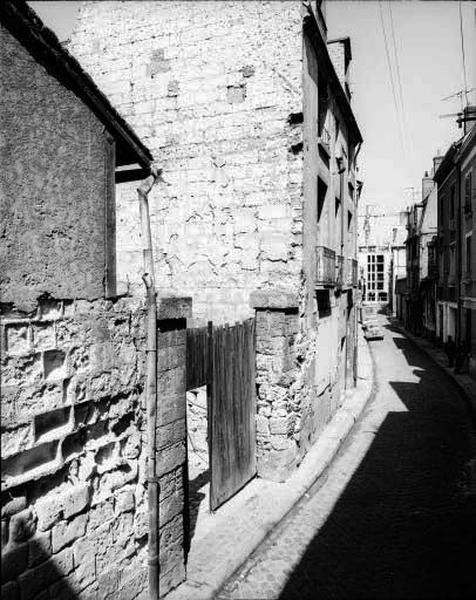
216, 318, 476, 600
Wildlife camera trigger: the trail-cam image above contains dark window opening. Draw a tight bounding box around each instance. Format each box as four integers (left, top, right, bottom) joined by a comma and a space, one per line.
318, 76, 328, 137
318, 177, 327, 222
466, 236, 472, 275
450, 184, 455, 219
464, 172, 473, 213
316, 289, 331, 318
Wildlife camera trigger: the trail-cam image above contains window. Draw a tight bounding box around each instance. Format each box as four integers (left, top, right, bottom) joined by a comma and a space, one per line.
316, 289, 331, 318
449, 243, 456, 281
450, 185, 455, 219
317, 177, 327, 223
335, 197, 341, 217
347, 210, 353, 231
318, 76, 328, 137
348, 182, 354, 201
464, 172, 473, 214
466, 235, 472, 276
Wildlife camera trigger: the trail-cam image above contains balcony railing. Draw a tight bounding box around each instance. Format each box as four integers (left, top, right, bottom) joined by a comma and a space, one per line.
336, 254, 344, 287
346, 258, 353, 287
345, 258, 358, 287
316, 246, 336, 286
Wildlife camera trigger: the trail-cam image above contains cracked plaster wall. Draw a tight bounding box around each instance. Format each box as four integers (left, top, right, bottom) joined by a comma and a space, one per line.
69, 0, 360, 482
69, 0, 304, 323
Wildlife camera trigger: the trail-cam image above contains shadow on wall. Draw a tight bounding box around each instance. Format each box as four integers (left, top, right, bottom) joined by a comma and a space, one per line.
3, 474, 84, 600
278, 329, 476, 600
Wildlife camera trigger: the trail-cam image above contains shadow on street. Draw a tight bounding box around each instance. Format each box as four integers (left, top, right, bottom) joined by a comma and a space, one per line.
279, 328, 476, 600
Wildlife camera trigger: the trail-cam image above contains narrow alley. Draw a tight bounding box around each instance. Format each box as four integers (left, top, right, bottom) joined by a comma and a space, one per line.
217, 316, 476, 600
2, 2, 476, 599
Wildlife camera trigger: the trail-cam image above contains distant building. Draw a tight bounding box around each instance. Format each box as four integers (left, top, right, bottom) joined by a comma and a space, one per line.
359, 247, 391, 304
433, 107, 475, 379
403, 165, 439, 336
358, 205, 407, 307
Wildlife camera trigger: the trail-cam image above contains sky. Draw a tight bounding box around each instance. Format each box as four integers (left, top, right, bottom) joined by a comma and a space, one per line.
29, 0, 476, 215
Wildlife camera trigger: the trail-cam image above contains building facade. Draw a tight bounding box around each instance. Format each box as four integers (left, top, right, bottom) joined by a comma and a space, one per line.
434, 108, 475, 379
69, 0, 363, 481
1, 2, 189, 598
359, 248, 391, 304
435, 141, 463, 344
358, 206, 407, 309
458, 118, 476, 378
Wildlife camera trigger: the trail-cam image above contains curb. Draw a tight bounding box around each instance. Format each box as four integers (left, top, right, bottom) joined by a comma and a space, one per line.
166, 328, 375, 600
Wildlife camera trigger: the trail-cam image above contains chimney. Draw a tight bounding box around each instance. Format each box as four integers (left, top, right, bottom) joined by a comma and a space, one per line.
433, 153, 444, 177
422, 170, 434, 201
462, 105, 476, 135
327, 37, 352, 100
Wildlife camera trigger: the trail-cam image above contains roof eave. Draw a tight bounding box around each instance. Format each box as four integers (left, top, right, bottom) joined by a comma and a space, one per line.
304, 11, 362, 146
1, 0, 153, 171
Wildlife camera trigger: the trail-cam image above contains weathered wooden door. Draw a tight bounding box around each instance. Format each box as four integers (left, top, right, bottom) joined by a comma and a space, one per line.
208, 319, 256, 511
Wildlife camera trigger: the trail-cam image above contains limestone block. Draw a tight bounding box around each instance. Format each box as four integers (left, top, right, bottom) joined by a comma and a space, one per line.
1, 423, 33, 458
156, 442, 186, 476
62, 484, 91, 519
35, 495, 62, 531
269, 416, 290, 436
32, 323, 56, 350
156, 418, 186, 450
18, 546, 73, 599
38, 300, 63, 321
9, 507, 37, 543
42, 349, 67, 382
115, 490, 135, 516
28, 530, 52, 568
87, 499, 114, 534
256, 414, 270, 437
2, 542, 28, 582
5, 324, 31, 356
51, 513, 88, 553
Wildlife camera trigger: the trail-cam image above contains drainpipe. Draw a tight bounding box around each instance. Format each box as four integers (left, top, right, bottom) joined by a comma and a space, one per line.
456, 158, 462, 347
138, 167, 161, 600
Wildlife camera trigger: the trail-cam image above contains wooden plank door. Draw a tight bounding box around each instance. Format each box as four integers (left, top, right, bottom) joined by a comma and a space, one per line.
209, 319, 256, 511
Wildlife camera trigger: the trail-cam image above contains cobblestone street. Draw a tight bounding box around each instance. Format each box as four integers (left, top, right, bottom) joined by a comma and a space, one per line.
217, 317, 476, 600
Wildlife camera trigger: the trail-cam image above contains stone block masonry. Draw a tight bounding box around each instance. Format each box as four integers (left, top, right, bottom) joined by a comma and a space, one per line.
69, 0, 305, 323
69, 0, 361, 484
1, 295, 191, 599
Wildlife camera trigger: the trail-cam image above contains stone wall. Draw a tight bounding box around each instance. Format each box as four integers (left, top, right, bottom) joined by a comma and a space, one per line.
1, 296, 189, 599
68, 0, 360, 483
69, 0, 304, 323
0, 24, 115, 312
